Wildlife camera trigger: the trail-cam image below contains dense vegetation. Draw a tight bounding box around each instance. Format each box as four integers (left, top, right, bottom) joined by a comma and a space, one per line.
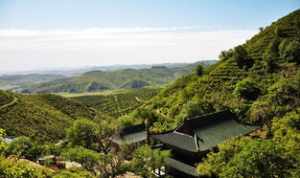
71, 88, 159, 117
142, 9, 300, 132
23, 61, 213, 93
134, 9, 300, 177
0, 9, 300, 178
0, 91, 109, 141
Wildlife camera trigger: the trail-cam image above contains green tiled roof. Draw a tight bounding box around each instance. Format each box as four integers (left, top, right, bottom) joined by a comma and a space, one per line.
165, 157, 199, 177
152, 132, 198, 152
152, 110, 258, 152
112, 131, 147, 145
195, 118, 256, 151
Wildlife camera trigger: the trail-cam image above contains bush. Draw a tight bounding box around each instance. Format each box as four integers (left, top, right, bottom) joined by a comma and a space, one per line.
233, 45, 253, 68
263, 38, 280, 72
66, 119, 99, 150
184, 99, 214, 118
0, 129, 6, 155
131, 145, 170, 177
61, 147, 100, 171
5, 136, 42, 161
197, 138, 297, 178
195, 64, 204, 76
234, 78, 261, 100
279, 40, 300, 63
53, 170, 94, 178
0, 156, 49, 178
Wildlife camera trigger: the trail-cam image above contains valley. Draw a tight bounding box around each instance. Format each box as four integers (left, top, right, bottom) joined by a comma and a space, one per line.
0, 6, 299, 178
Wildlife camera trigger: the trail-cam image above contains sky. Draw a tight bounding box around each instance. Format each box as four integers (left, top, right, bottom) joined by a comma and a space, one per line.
0, 0, 299, 73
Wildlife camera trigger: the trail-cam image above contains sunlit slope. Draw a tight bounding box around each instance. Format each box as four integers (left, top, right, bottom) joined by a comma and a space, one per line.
0, 91, 108, 141
143, 9, 300, 132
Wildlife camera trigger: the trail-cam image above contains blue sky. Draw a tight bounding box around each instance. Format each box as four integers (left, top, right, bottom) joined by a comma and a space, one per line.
0, 0, 299, 73
0, 0, 299, 29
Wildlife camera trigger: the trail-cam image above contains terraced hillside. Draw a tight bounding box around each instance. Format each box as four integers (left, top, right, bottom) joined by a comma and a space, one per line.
71, 88, 159, 117
141, 9, 300, 132
0, 90, 109, 141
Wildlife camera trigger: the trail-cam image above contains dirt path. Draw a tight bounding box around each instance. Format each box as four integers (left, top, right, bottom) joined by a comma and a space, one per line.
0, 97, 18, 110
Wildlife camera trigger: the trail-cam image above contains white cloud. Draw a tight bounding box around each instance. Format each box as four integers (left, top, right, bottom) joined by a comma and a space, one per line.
0, 28, 257, 73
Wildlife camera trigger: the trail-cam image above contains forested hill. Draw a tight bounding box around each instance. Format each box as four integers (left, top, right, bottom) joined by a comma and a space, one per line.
143, 9, 300, 133
0, 90, 110, 141
22, 61, 215, 93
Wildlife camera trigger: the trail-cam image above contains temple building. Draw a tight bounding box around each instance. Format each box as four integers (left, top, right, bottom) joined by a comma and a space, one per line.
151, 110, 258, 178
111, 124, 147, 151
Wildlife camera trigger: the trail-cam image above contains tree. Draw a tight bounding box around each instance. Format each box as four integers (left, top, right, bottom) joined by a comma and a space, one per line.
61, 147, 100, 171
66, 119, 99, 150
5, 136, 42, 161
259, 27, 264, 32
197, 108, 300, 178
195, 64, 204, 76
281, 40, 300, 64
131, 145, 170, 177
234, 78, 261, 100
263, 38, 280, 72
219, 49, 234, 61
96, 152, 123, 178
0, 129, 6, 155
184, 99, 214, 118
197, 138, 297, 178
233, 45, 253, 69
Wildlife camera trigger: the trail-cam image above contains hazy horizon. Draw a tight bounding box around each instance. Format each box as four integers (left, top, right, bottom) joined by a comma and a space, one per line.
0, 0, 299, 73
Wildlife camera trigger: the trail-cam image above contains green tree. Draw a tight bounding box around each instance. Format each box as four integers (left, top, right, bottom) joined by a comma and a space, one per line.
282, 40, 300, 64
0, 129, 6, 155
233, 45, 253, 68
53, 170, 95, 178
66, 119, 115, 153
131, 145, 170, 178
197, 138, 296, 178
184, 99, 214, 118
97, 152, 123, 178
5, 136, 42, 161
66, 119, 99, 150
263, 38, 280, 72
234, 78, 261, 100
61, 147, 100, 171
195, 64, 204, 76
0, 156, 48, 178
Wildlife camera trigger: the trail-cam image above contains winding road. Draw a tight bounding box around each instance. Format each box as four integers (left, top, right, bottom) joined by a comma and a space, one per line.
0, 96, 18, 111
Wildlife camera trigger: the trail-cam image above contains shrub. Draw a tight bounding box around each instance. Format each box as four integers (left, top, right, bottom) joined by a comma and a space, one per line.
66, 119, 99, 150
5, 136, 42, 161
279, 40, 300, 63
131, 145, 170, 177
197, 138, 297, 178
53, 170, 94, 178
0, 156, 49, 178
61, 147, 100, 171
233, 45, 253, 68
263, 38, 280, 72
0, 129, 6, 155
234, 78, 261, 100
195, 64, 204, 76
184, 99, 214, 118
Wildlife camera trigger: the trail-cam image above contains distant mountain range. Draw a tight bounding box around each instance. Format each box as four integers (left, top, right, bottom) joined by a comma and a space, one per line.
13, 60, 216, 93
0, 74, 65, 90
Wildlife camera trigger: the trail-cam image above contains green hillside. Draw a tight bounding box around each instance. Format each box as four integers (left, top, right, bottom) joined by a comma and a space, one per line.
0, 74, 64, 90
141, 9, 300, 133
71, 88, 159, 117
0, 90, 109, 141
23, 61, 214, 93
